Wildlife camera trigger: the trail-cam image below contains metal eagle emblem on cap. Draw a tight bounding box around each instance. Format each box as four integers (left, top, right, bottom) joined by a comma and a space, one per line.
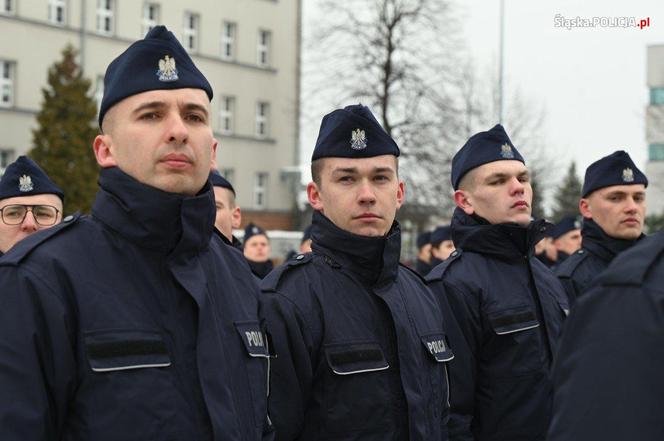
157, 55, 178, 82
500, 143, 514, 159
622, 167, 634, 183
350, 129, 367, 150
18, 175, 33, 192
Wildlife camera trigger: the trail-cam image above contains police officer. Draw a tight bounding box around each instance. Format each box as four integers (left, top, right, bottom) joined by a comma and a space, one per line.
0, 156, 64, 255
550, 216, 582, 263
210, 170, 242, 248
556, 151, 647, 305
426, 124, 568, 441
262, 104, 453, 441
0, 26, 271, 440
414, 230, 433, 276
548, 230, 664, 440
244, 223, 274, 279
429, 225, 455, 268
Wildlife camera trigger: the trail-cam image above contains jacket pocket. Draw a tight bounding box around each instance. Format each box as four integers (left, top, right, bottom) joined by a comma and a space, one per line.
421, 333, 454, 422
486, 306, 543, 376
234, 321, 270, 429
82, 329, 182, 440
323, 342, 391, 432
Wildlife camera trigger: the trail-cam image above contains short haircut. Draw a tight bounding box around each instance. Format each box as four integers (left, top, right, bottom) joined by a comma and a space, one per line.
100, 108, 115, 135
311, 158, 325, 187
457, 168, 477, 191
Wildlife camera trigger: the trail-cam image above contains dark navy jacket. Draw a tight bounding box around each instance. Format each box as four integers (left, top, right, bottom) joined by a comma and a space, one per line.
549, 231, 664, 441
261, 212, 453, 441
426, 209, 568, 441
0, 168, 272, 441
555, 219, 642, 305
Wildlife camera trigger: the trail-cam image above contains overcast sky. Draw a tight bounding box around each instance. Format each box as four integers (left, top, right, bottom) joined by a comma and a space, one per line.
457, 0, 662, 172
301, 0, 663, 182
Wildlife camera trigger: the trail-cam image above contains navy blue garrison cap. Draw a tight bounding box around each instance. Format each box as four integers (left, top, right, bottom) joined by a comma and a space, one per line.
0, 156, 64, 201
551, 216, 582, 239
244, 223, 268, 243
431, 226, 452, 244
581, 150, 647, 197
312, 104, 400, 160
451, 124, 525, 190
209, 170, 235, 196
99, 25, 213, 127
416, 231, 432, 249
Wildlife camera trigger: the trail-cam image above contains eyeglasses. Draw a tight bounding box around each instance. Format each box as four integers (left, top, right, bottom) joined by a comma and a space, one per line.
0, 204, 61, 226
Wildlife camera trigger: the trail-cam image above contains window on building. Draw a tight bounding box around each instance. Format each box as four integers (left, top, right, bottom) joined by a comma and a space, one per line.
255, 102, 269, 138
219, 96, 235, 134
257, 29, 271, 66
183, 12, 199, 52
651, 88, 664, 105
94, 75, 104, 117
0, 149, 15, 169
1, 0, 15, 15
0, 61, 14, 107
142, 2, 160, 36
649, 144, 664, 161
96, 0, 114, 35
253, 172, 268, 208
48, 0, 66, 25
221, 22, 237, 60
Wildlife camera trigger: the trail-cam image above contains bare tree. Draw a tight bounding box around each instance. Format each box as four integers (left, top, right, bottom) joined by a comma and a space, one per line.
303, 0, 465, 226
302, 0, 557, 228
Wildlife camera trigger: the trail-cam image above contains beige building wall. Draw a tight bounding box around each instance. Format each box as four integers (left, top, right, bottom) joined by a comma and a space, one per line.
646, 44, 664, 216
0, 0, 301, 226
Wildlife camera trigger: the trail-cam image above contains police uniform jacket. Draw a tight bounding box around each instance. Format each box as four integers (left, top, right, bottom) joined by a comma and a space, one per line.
548, 231, 664, 441
426, 208, 569, 441
261, 211, 453, 441
0, 167, 271, 441
555, 218, 641, 305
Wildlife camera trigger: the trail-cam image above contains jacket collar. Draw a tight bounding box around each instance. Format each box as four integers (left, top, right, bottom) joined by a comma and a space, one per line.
92, 167, 215, 255
581, 218, 642, 263
310, 210, 400, 287
450, 207, 548, 261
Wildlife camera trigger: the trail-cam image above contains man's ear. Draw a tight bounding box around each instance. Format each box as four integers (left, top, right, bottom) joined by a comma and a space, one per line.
307, 181, 324, 212
395, 180, 405, 209
231, 206, 242, 229
93, 134, 118, 168
579, 198, 592, 220
210, 138, 219, 170
453, 189, 474, 215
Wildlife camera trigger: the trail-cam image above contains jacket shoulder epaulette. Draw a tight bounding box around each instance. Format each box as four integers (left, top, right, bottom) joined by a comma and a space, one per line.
597, 232, 664, 286
555, 248, 590, 278
425, 249, 463, 283
261, 252, 313, 292
0, 213, 81, 266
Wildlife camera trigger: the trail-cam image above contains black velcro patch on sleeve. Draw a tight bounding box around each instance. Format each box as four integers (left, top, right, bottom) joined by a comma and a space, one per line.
87, 340, 168, 359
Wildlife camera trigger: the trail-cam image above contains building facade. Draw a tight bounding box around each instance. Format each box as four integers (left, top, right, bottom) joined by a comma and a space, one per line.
646, 44, 664, 216
0, 0, 301, 228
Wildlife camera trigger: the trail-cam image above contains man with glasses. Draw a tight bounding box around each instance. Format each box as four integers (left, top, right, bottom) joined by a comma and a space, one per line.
0, 155, 63, 255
